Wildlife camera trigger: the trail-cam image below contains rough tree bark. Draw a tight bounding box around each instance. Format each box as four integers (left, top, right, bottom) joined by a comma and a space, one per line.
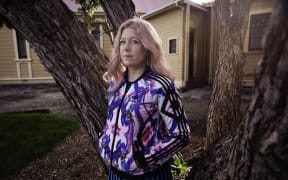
0, 0, 135, 146
99, 0, 135, 36
206, 0, 251, 145
2, 0, 288, 179
189, 0, 288, 179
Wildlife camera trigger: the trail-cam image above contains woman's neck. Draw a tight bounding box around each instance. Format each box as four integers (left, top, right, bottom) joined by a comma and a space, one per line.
127, 66, 146, 82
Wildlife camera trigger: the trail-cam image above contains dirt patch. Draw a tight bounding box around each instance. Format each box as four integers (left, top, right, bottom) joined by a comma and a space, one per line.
0, 84, 251, 179
0, 84, 76, 116
8, 129, 106, 180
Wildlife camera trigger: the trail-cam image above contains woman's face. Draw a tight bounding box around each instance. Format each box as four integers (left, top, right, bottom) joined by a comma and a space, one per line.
120, 27, 147, 70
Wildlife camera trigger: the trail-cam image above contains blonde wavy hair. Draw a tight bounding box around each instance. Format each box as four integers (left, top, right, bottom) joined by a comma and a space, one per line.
104, 17, 173, 91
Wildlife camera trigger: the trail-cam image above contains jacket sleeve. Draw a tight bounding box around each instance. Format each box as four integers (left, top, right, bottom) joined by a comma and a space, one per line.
144, 83, 190, 166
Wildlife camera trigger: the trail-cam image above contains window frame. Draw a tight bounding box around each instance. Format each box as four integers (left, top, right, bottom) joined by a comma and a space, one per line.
247, 12, 272, 52
90, 22, 103, 49
13, 29, 31, 61
168, 37, 178, 55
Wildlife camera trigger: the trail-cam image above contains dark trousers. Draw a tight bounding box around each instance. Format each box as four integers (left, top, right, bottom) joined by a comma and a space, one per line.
108, 164, 173, 180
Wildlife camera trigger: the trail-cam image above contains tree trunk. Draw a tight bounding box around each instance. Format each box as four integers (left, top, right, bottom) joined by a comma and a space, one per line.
99, 0, 135, 36
189, 0, 288, 179
2, 0, 288, 179
0, 0, 134, 151
206, 0, 251, 145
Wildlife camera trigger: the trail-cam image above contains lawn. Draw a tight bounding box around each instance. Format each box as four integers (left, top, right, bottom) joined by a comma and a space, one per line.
0, 111, 80, 179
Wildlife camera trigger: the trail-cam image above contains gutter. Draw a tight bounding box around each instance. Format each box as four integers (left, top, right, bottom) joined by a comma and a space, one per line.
141, 0, 183, 19
141, 0, 208, 19
184, 0, 208, 12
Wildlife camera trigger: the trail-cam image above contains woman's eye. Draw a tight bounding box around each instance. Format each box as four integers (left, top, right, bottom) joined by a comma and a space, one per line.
119, 40, 126, 44
131, 39, 139, 44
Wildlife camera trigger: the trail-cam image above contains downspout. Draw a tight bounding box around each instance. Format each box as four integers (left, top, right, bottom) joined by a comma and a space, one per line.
208, 3, 216, 84
174, 0, 187, 88
175, 0, 181, 6
174, 0, 188, 88
183, 4, 190, 88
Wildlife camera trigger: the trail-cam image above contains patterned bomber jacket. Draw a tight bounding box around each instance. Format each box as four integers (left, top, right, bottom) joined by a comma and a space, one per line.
98, 69, 190, 175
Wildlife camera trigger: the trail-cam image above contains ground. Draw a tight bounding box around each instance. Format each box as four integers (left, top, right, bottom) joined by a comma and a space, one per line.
0, 84, 251, 180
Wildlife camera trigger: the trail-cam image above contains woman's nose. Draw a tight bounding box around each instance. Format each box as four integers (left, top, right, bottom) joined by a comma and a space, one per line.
124, 42, 131, 51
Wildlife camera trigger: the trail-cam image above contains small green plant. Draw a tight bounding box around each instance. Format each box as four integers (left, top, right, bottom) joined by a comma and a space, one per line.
73, 0, 100, 31
171, 153, 188, 177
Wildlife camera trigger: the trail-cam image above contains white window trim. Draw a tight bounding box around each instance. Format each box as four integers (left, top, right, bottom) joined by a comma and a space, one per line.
168, 37, 178, 55
105, 18, 114, 42
12, 29, 31, 61
89, 23, 104, 49
12, 29, 32, 79
99, 24, 104, 49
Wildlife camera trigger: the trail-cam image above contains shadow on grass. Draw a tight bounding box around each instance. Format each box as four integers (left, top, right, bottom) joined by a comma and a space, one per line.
0, 110, 80, 179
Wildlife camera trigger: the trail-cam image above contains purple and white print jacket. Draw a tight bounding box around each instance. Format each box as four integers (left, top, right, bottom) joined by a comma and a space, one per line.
98, 70, 190, 175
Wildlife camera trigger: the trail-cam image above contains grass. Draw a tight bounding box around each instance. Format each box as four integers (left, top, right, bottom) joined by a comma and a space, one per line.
0, 111, 80, 179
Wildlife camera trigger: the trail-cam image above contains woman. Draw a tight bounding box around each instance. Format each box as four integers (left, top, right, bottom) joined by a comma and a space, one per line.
98, 17, 190, 180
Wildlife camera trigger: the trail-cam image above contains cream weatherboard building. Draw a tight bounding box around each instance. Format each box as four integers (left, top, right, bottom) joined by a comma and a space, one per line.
0, 0, 274, 88
142, 0, 274, 88
0, 10, 113, 85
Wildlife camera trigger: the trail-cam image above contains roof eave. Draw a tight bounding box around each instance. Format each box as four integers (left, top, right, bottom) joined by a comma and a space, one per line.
141, 0, 208, 19
184, 0, 209, 11
141, 0, 185, 19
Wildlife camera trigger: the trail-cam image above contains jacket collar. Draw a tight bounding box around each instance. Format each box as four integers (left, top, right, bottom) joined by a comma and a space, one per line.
124, 66, 151, 84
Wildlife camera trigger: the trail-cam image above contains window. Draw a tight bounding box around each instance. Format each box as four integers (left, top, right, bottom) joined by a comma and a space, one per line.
248, 13, 271, 51
169, 38, 177, 54
13, 30, 32, 78
16, 31, 28, 59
